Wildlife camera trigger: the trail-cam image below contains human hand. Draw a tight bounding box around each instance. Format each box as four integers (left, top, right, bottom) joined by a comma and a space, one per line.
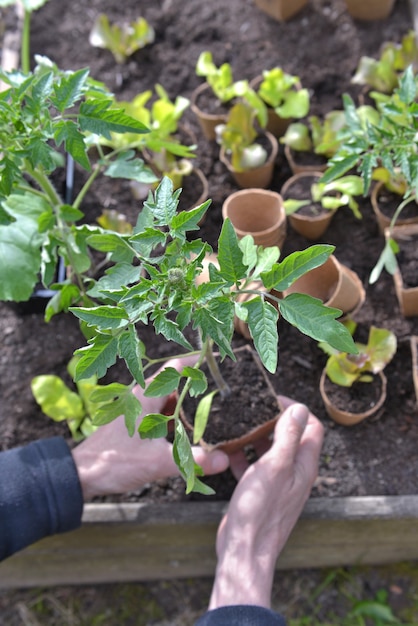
209, 400, 324, 610
71, 357, 230, 500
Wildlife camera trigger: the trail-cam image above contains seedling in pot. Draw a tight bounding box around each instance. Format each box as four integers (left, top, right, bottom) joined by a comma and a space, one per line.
322, 66, 418, 284
216, 101, 269, 172
69, 176, 357, 494
283, 175, 364, 219
319, 324, 397, 387
255, 67, 310, 121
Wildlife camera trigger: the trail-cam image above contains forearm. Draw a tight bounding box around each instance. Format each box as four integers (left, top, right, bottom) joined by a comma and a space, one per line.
0, 437, 83, 561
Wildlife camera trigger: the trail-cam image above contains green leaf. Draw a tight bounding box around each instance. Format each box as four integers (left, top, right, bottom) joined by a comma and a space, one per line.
104, 151, 157, 182
144, 367, 181, 397
87, 232, 134, 263
73, 333, 119, 380
171, 200, 211, 236
320, 155, 361, 184
172, 420, 198, 494
193, 390, 217, 443
243, 298, 279, 373
279, 293, 357, 353
0, 192, 48, 301
143, 176, 180, 225
217, 218, 247, 283
182, 366, 208, 397
138, 413, 171, 439
118, 326, 145, 387
52, 68, 90, 112
193, 304, 235, 360
31, 375, 84, 422
153, 313, 194, 350
79, 99, 149, 139
54, 120, 90, 170
262, 244, 334, 291
70, 305, 129, 330
90, 384, 141, 436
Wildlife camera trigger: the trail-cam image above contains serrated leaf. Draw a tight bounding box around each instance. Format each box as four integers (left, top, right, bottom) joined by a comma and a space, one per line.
138, 413, 171, 438
262, 244, 334, 291
143, 176, 180, 225
217, 218, 247, 283
54, 120, 90, 170
79, 99, 149, 139
52, 68, 90, 112
193, 390, 217, 443
73, 334, 119, 380
118, 326, 145, 386
87, 232, 134, 263
182, 366, 208, 397
320, 155, 361, 184
144, 367, 181, 397
193, 304, 235, 360
70, 305, 129, 329
279, 293, 357, 353
173, 420, 198, 494
91, 385, 141, 436
171, 200, 211, 236
104, 151, 157, 182
153, 313, 194, 350
243, 298, 278, 372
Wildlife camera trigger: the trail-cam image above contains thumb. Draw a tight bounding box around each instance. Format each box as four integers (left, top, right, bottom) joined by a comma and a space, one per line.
192, 447, 230, 476
272, 403, 309, 465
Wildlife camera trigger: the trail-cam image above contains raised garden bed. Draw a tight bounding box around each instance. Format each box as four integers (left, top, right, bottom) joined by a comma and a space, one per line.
1, 0, 418, 587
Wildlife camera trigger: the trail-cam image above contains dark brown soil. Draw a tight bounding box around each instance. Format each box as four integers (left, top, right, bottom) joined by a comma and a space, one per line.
1, 0, 418, 509
181, 346, 281, 447
281, 172, 330, 216
397, 235, 418, 288
322, 371, 384, 415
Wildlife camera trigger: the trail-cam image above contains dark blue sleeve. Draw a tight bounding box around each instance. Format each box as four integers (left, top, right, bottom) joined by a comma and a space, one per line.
194, 605, 286, 625
0, 436, 84, 561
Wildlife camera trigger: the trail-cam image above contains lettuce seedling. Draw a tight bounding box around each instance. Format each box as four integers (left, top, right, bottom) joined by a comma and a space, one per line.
69, 176, 357, 494
256, 67, 309, 120
89, 13, 155, 65
284, 175, 364, 219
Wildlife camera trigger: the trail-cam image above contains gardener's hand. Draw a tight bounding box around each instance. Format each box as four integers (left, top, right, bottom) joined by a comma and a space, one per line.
71, 357, 229, 500
209, 400, 324, 610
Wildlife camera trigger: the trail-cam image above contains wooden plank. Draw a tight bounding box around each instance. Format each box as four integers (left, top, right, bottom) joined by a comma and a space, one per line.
1, 496, 418, 588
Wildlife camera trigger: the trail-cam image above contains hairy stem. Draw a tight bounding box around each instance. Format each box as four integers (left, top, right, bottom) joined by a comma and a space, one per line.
203, 338, 231, 398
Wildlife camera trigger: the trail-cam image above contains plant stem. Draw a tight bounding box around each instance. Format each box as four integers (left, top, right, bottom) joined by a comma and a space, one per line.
203, 338, 231, 398
21, 10, 31, 74
389, 196, 415, 234
73, 165, 102, 210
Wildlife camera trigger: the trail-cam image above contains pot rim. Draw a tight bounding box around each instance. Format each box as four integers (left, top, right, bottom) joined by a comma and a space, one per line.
222, 186, 286, 237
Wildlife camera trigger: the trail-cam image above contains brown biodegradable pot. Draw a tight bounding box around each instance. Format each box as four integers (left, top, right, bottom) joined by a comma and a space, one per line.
371, 181, 418, 234
181, 345, 283, 454
320, 369, 387, 426
386, 224, 418, 317
219, 131, 278, 189
253, 0, 309, 21
344, 0, 396, 20
284, 144, 328, 176
222, 187, 287, 248
281, 171, 335, 240
190, 82, 228, 141
284, 254, 365, 317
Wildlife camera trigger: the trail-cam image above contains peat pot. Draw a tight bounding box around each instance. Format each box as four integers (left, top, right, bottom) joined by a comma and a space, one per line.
219, 131, 278, 189
284, 144, 328, 177
386, 224, 418, 317
181, 345, 283, 454
190, 82, 229, 141
222, 187, 287, 248
344, 0, 396, 20
371, 181, 418, 234
283, 254, 365, 317
281, 171, 335, 240
253, 0, 309, 21
320, 369, 387, 426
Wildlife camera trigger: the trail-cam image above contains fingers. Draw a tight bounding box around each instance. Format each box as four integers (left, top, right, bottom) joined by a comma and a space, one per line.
228, 449, 250, 480
296, 416, 324, 483
271, 403, 310, 466
192, 447, 229, 476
